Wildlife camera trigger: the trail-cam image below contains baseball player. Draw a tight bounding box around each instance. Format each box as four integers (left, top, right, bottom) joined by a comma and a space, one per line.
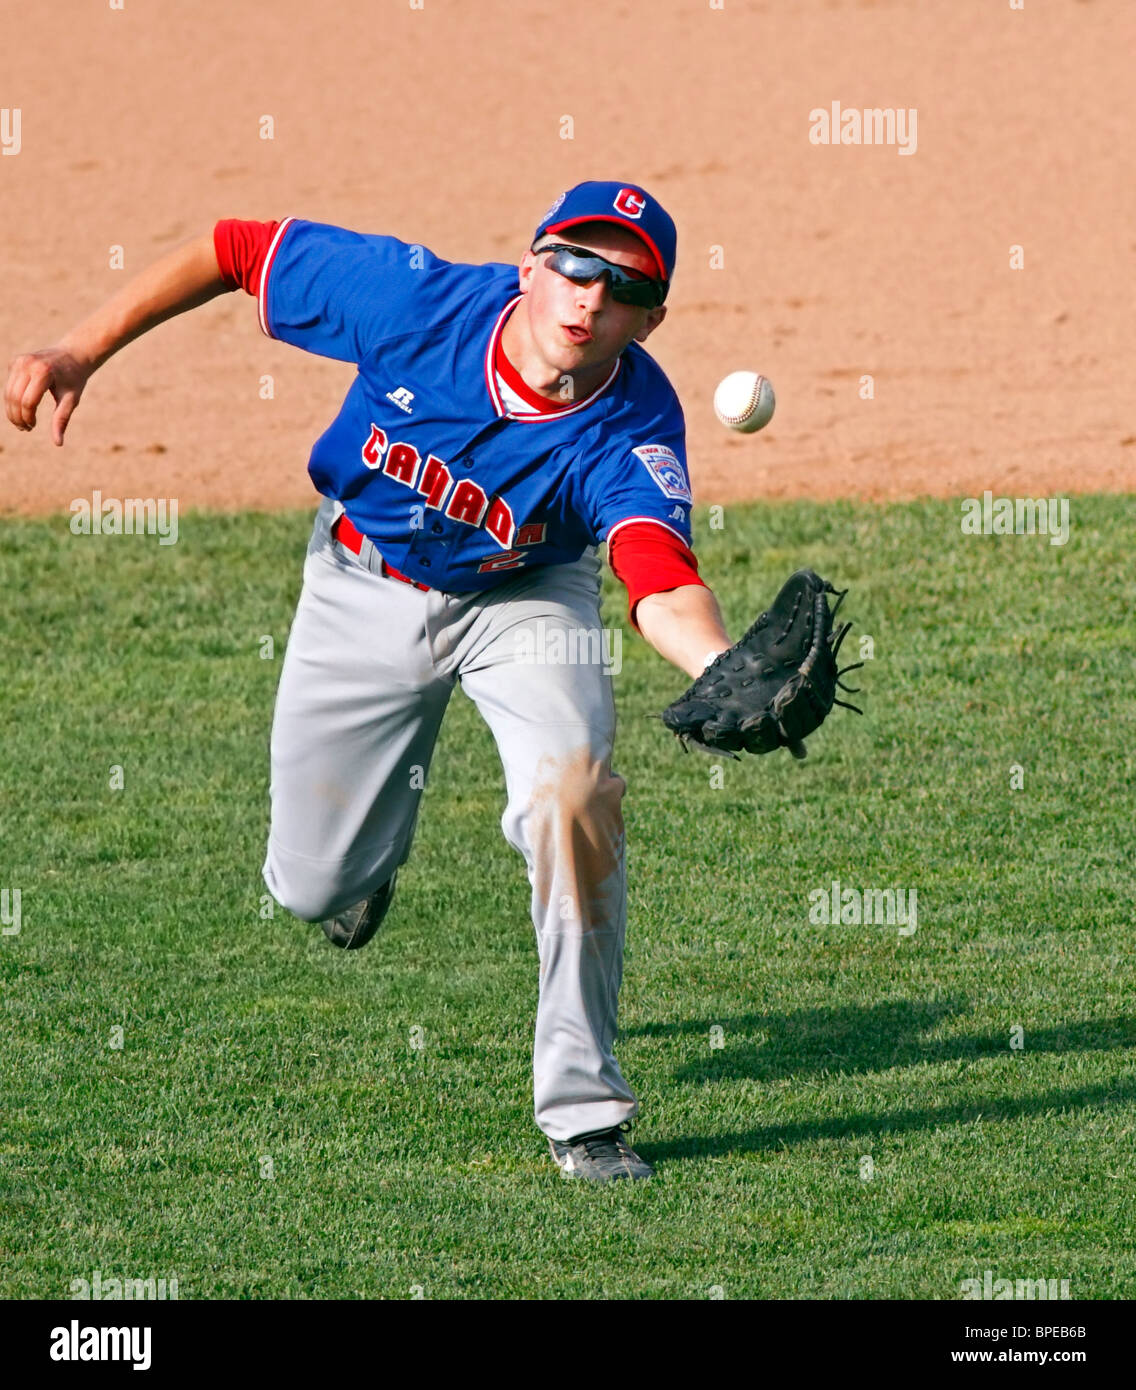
6, 181, 738, 1183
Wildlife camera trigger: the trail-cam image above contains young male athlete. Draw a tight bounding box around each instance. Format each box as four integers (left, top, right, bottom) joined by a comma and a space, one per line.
5, 182, 756, 1182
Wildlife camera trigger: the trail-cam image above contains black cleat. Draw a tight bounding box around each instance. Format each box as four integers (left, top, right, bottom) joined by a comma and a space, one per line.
320, 873, 398, 950
548, 1123, 655, 1183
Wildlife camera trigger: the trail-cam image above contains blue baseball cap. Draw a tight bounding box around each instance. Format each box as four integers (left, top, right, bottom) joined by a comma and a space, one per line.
532, 181, 676, 284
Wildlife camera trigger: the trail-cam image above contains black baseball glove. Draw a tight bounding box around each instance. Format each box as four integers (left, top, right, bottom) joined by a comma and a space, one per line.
661, 569, 863, 760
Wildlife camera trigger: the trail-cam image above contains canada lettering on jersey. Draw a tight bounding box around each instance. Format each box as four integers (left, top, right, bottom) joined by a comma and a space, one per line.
262, 218, 693, 592
364, 422, 550, 564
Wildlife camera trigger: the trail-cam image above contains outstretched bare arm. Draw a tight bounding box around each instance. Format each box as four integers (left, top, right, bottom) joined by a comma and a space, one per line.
4, 231, 227, 446
636, 584, 731, 681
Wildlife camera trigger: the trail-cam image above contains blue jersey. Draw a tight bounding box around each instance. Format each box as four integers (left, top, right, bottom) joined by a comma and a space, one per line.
260, 219, 694, 593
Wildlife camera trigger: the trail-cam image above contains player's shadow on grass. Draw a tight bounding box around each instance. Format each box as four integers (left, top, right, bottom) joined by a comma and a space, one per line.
624, 1000, 1136, 1084
641, 1075, 1136, 1162
625, 1002, 1136, 1161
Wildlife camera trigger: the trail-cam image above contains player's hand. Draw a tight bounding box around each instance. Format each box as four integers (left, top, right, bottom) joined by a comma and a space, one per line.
4, 346, 93, 446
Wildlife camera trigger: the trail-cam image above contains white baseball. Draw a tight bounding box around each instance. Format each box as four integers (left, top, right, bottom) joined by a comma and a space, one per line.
714, 371, 775, 434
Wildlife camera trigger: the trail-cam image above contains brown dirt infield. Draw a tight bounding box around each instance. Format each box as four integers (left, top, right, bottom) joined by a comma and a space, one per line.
2, 0, 1131, 516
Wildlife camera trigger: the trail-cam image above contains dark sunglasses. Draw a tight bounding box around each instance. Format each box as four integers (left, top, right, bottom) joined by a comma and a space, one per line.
535, 242, 668, 308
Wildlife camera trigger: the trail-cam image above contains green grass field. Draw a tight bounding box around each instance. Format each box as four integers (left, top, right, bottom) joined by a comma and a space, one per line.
2, 496, 1134, 1299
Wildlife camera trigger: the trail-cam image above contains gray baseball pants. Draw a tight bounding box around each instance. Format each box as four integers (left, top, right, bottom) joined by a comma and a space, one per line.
262, 499, 637, 1142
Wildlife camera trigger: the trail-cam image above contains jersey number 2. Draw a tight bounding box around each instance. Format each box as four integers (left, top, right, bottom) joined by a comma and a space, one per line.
477, 549, 527, 573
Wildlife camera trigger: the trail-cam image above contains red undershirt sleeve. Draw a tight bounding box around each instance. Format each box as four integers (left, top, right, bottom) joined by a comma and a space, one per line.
212, 219, 280, 294
607, 521, 707, 633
